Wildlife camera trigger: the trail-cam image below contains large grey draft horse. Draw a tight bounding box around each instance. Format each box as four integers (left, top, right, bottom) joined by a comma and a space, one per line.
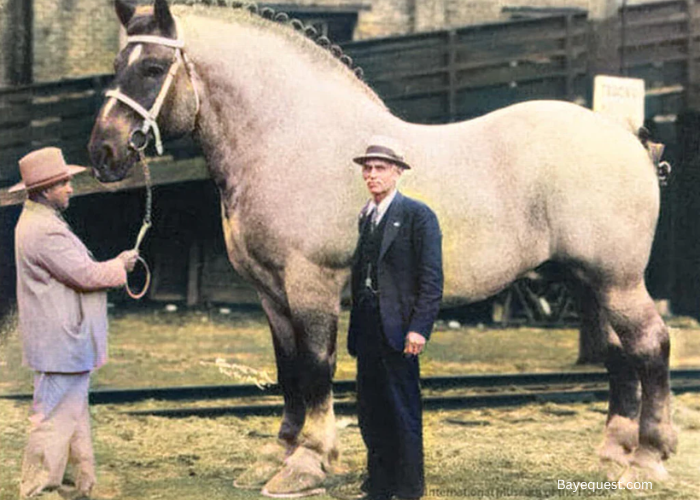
89, 0, 676, 495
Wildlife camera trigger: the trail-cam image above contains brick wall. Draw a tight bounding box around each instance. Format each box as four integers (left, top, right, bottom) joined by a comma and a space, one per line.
0, 0, 31, 88
1, 0, 670, 85
0, 0, 9, 86
32, 0, 120, 83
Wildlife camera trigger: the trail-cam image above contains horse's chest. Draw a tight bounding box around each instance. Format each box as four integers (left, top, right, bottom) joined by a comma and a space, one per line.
220, 207, 249, 268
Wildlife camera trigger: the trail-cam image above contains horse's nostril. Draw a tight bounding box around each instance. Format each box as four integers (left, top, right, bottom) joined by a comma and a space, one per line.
101, 144, 114, 164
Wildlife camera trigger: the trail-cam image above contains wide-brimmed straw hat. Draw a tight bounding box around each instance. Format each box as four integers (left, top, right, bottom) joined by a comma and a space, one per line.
9, 147, 87, 193
353, 135, 411, 170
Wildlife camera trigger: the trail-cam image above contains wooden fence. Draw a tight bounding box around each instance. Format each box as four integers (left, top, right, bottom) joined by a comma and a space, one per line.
345, 13, 590, 123
0, 77, 199, 190
343, 1, 695, 124
0, 76, 110, 188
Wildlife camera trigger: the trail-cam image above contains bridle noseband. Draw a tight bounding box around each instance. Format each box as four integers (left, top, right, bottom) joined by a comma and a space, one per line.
105, 21, 200, 155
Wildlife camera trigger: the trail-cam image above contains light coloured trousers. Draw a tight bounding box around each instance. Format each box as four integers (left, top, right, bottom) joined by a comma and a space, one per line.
20, 372, 94, 498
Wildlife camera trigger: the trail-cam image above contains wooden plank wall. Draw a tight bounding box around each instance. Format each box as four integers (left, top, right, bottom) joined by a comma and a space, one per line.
344, 1, 699, 123
0, 77, 199, 190
0, 77, 111, 187
345, 13, 589, 123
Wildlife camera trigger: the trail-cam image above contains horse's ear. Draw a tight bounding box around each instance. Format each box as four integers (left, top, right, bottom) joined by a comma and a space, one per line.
154, 0, 175, 35
115, 0, 135, 27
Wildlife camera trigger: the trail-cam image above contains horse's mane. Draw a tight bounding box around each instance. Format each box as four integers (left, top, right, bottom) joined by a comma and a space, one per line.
166, 1, 384, 105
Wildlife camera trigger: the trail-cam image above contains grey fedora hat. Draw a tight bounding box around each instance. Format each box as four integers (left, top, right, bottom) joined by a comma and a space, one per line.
353, 135, 411, 170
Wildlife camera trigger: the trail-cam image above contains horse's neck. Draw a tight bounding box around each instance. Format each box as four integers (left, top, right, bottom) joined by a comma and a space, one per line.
181, 13, 391, 197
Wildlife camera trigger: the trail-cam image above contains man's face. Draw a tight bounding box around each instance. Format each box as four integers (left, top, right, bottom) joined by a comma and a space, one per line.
42, 179, 73, 211
362, 159, 402, 201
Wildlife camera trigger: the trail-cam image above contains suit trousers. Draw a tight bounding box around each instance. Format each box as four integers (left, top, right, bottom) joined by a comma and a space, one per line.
20, 372, 94, 499
355, 290, 424, 499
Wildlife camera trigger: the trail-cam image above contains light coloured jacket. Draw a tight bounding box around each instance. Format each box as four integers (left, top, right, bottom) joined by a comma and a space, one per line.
15, 200, 127, 372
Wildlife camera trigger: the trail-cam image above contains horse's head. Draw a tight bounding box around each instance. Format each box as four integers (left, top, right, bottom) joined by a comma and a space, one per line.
89, 0, 199, 182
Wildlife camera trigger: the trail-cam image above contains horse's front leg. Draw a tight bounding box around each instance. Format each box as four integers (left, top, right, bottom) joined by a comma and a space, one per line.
234, 291, 304, 490
262, 254, 343, 498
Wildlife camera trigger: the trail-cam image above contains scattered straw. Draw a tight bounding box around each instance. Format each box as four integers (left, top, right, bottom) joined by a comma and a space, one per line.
200, 357, 274, 389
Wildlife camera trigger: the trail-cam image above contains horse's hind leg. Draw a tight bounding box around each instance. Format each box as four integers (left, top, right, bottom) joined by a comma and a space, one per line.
602, 280, 676, 479
601, 340, 641, 467
234, 292, 303, 490
575, 283, 641, 466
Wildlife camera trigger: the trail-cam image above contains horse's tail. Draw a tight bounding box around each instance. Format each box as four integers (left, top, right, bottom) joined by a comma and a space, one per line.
637, 126, 671, 186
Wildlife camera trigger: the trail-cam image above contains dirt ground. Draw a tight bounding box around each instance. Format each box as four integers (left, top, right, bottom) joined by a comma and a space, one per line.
1, 308, 699, 499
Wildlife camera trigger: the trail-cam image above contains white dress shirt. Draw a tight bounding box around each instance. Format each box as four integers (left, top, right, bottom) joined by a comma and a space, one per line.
367, 188, 398, 225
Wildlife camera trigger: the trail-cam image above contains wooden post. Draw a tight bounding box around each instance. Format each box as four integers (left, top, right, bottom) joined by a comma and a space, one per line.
686, 0, 700, 110
447, 30, 457, 121
186, 241, 201, 307
564, 14, 575, 101
7, 0, 33, 85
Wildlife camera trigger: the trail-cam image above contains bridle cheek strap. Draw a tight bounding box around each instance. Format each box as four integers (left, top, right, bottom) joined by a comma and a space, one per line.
105, 51, 183, 156
104, 20, 198, 156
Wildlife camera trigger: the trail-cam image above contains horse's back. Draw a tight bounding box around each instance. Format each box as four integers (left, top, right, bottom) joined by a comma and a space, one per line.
403, 100, 660, 299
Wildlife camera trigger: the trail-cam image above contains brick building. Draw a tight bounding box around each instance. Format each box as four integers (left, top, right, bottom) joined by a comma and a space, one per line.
0, 0, 654, 88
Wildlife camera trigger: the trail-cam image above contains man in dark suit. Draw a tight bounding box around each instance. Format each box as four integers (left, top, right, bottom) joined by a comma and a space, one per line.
348, 136, 443, 500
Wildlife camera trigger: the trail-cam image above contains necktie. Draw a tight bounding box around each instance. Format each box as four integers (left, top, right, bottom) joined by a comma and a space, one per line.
370, 207, 379, 231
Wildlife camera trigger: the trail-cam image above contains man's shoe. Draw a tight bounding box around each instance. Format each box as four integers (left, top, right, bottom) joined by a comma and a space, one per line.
359, 495, 392, 500
359, 477, 371, 494
57, 485, 90, 500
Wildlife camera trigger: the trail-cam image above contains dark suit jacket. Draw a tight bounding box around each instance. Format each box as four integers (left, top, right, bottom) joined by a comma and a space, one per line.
348, 192, 443, 356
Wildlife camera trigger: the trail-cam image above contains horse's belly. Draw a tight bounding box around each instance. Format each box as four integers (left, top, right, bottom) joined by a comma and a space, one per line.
442, 231, 548, 302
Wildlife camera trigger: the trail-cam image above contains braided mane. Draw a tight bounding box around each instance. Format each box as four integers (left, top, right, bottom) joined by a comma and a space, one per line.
170, 0, 365, 80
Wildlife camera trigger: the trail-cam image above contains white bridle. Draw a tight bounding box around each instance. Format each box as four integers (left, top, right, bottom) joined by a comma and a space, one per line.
105, 21, 199, 155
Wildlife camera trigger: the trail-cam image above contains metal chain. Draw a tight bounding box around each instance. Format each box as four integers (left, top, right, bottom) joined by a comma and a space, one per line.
134, 151, 153, 251
126, 152, 153, 300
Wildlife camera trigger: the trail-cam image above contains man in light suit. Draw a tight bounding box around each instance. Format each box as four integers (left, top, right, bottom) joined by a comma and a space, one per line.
348, 136, 443, 500
11, 147, 139, 499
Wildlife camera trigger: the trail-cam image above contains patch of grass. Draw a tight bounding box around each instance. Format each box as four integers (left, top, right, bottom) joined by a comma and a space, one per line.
1, 308, 699, 395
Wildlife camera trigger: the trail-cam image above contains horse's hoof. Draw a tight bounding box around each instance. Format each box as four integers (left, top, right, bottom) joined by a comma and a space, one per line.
602, 416, 639, 455
234, 460, 283, 490
262, 447, 326, 498
234, 442, 292, 489
645, 422, 678, 459
598, 440, 632, 467
630, 447, 670, 481
617, 467, 638, 486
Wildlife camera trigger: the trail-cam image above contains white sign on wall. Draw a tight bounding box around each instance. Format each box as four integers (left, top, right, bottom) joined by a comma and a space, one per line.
593, 75, 645, 131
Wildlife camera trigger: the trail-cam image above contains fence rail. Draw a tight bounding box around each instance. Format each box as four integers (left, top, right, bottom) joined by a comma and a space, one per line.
0, 76, 111, 187
345, 13, 589, 122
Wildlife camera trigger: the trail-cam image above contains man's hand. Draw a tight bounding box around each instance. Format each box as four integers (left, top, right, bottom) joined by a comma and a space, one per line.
404, 331, 426, 356
117, 250, 140, 272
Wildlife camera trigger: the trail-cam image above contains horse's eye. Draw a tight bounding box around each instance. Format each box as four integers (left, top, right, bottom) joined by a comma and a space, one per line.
142, 64, 165, 78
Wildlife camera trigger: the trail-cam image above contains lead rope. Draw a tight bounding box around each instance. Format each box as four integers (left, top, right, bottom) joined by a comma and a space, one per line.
125, 151, 153, 299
